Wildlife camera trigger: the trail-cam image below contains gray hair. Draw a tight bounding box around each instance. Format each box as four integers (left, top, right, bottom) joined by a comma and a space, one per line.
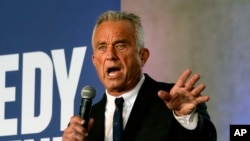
92, 11, 144, 49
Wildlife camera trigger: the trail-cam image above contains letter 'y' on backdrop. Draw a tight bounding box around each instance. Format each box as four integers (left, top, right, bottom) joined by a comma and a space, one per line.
0, 1, 120, 140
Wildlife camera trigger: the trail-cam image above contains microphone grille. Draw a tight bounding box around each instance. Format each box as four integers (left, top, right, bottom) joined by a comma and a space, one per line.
81, 85, 96, 99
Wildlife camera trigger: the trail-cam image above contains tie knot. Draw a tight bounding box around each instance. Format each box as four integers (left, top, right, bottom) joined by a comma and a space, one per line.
115, 97, 124, 108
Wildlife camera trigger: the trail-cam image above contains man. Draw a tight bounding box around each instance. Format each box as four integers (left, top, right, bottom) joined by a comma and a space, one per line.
62, 11, 217, 141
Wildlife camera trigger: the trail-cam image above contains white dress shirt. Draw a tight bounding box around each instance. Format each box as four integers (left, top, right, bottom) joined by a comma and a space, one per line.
104, 74, 198, 141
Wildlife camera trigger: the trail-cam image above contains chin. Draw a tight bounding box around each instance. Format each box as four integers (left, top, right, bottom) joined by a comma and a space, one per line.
106, 83, 123, 91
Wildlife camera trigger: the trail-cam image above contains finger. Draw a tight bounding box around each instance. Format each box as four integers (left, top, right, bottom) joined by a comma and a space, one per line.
175, 69, 192, 87
70, 129, 85, 141
70, 116, 84, 125
185, 73, 201, 91
68, 116, 86, 136
63, 124, 85, 141
74, 125, 88, 141
191, 83, 206, 97
195, 95, 209, 104
68, 122, 85, 135
158, 90, 171, 102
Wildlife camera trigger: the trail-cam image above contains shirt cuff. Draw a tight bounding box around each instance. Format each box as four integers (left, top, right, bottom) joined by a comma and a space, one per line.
173, 110, 198, 130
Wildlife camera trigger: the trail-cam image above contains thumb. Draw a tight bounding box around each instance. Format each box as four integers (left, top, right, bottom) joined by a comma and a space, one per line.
158, 90, 171, 102
87, 118, 94, 131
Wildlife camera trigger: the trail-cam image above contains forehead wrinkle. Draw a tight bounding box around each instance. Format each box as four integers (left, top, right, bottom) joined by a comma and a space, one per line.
94, 21, 135, 47
94, 33, 113, 47
112, 38, 129, 46
97, 33, 127, 46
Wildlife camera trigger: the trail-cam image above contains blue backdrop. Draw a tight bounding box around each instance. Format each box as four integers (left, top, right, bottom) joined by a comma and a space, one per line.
0, 0, 120, 140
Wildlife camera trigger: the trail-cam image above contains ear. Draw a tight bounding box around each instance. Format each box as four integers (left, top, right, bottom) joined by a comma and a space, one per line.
92, 55, 96, 66
139, 48, 150, 66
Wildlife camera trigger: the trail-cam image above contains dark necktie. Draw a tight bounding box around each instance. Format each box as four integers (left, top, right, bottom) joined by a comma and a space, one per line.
113, 97, 124, 141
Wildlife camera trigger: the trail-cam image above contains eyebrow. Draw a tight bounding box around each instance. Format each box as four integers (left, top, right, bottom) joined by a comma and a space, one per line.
95, 39, 129, 46
112, 39, 129, 46
95, 40, 106, 45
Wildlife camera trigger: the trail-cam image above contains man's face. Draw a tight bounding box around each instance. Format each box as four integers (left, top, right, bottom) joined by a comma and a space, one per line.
92, 20, 148, 96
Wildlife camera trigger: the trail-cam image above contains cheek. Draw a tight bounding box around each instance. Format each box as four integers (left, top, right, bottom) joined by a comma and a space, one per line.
125, 55, 142, 72
93, 57, 103, 73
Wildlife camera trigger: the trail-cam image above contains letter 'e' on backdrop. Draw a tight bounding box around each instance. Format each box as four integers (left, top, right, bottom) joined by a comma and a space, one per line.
0, 0, 120, 140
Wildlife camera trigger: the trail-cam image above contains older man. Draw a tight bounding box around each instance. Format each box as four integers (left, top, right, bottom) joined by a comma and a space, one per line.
62, 11, 217, 141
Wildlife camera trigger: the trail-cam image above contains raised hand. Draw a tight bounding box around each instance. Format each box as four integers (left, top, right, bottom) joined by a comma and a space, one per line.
158, 69, 209, 116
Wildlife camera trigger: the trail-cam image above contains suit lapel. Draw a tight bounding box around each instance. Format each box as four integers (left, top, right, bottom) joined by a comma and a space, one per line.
89, 74, 174, 141
122, 74, 174, 140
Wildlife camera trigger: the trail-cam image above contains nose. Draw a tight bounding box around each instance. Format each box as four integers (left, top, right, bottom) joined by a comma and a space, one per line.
105, 46, 118, 60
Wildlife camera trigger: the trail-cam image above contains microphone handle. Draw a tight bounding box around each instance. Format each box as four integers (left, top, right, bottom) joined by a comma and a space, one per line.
79, 98, 92, 129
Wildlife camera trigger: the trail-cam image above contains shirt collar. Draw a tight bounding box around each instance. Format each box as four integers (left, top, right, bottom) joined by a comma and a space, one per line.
106, 74, 145, 108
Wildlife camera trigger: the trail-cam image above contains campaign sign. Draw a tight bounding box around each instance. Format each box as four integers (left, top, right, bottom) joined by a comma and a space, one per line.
230, 125, 250, 141
0, 0, 120, 140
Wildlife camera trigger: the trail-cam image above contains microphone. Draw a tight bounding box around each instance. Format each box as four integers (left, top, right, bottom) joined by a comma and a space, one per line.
79, 85, 96, 129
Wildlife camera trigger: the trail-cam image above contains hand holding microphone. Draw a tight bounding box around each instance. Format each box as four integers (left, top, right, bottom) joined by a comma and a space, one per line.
62, 86, 96, 141
79, 85, 96, 129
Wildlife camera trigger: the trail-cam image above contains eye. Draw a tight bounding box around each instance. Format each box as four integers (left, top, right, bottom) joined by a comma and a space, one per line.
116, 44, 126, 50
97, 45, 106, 51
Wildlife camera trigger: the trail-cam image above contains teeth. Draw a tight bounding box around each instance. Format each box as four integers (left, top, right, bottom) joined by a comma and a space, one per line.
107, 67, 119, 77
109, 72, 115, 76
108, 71, 117, 76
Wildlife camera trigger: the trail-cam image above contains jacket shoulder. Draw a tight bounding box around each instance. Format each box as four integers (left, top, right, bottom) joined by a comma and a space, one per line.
143, 73, 174, 93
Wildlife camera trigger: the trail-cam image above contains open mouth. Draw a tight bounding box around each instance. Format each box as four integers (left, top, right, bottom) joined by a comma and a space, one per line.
107, 67, 121, 76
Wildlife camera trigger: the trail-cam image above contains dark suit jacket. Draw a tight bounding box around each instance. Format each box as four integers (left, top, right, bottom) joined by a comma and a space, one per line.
87, 74, 217, 141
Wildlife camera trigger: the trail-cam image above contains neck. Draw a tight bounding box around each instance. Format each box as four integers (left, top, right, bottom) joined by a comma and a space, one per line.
107, 73, 143, 96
